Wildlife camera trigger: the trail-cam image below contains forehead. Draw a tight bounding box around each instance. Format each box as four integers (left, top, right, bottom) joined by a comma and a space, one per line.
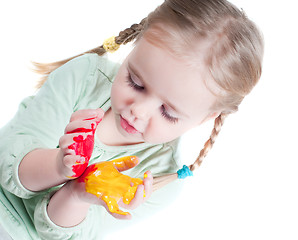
126, 38, 217, 121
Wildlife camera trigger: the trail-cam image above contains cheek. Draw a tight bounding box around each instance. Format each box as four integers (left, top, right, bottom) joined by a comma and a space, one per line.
144, 119, 184, 144
111, 79, 132, 110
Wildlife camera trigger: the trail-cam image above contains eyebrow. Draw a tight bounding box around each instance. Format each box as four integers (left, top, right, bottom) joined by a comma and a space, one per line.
127, 62, 189, 118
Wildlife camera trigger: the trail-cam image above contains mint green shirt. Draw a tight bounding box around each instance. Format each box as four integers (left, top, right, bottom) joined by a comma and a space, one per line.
0, 54, 183, 240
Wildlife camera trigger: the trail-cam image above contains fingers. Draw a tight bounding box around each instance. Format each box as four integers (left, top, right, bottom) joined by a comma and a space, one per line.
63, 154, 85, 168
58, 109, 103, 179
70, 109, 104, 123
58, 154, 82, 177
96, 196, 132, 220
110, 212, 132, 220
65, 109, 103, 137
143, 171, 153, 201
119, 171, 153, 210
64, 155, 87, 178
70, 181, 132, 220
59, 132, 90, 155
124, 184, 145, 209
112, 156, 139, 172
64, 119, 98, 134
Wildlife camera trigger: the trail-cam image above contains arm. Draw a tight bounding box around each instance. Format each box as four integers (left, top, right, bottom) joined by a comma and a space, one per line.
47, 158, 153, 227
19, 148, 65, 191
47, 182, 91, 227
0, 54, 100, 198
19, 108, 104, 192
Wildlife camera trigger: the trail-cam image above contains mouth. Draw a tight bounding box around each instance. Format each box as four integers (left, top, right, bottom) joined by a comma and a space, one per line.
120, 116, 139, 134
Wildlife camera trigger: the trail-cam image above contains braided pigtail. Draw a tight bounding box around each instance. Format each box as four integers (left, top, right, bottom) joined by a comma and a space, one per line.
115, 18, 147, 45
33, 19, 146, 88
189, 113, 227, 171
153, 113, 227, 191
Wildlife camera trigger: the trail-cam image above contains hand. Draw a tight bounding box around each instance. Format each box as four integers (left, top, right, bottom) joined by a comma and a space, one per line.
56, 109, 104, 179
69, 156, 153, 219
118, 170, 153, 211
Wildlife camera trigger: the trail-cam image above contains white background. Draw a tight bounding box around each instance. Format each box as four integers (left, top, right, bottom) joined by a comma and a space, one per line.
0, 1, 297, 239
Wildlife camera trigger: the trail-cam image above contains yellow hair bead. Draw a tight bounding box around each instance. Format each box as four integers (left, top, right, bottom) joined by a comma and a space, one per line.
102, 36, 120, 53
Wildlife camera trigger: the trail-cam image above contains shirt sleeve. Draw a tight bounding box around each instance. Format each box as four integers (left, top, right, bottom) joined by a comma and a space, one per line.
0, 54, 100, 199
33, 180, 184, 240
33, 192, 104, 240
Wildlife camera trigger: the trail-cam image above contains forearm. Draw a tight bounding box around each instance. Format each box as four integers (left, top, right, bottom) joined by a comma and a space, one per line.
47, 182, 90, 227
19, 148, 67, 191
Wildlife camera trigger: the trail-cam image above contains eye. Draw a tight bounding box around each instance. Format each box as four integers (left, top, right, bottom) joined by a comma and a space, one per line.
126, 73, 144, 92
161, 105, 179, 124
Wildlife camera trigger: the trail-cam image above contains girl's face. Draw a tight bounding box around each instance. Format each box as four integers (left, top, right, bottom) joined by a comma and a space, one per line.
110, 37, 218, 145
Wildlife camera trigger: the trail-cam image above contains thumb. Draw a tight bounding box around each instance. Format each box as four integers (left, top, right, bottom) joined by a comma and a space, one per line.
112, 156, 139, 172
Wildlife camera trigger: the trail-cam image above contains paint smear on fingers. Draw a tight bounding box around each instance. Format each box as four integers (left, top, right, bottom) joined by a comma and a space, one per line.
78, 156, 144, 215
67, 120, 100, 178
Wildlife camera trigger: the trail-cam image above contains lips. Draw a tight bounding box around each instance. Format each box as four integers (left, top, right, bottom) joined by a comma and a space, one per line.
120, 116, 139, 134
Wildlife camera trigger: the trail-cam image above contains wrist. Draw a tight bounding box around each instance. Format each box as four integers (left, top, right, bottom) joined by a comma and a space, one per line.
48, 182, 90, 227
65, 180, 91, 207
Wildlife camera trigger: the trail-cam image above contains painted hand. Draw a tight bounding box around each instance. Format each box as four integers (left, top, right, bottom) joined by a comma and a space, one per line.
72, 156, 153, 219
57, 109, 104, 179
118, 170, 153, 212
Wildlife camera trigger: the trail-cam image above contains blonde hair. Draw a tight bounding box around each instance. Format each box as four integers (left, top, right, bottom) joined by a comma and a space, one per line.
32, 0, 264, 190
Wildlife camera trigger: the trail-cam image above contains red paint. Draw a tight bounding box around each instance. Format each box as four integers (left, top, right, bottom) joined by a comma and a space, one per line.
77, 164, 97, 183
67, 118, 101, 178
68, 134, 95, 159
71, 161, 89, 178
84, 117, 97, 121
67, 128, 93, 134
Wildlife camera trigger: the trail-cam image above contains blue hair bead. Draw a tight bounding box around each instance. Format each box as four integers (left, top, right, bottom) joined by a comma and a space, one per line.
177, 165, 193, 179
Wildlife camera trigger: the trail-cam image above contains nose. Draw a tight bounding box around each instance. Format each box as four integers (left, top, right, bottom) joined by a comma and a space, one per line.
130, 96, 160, 121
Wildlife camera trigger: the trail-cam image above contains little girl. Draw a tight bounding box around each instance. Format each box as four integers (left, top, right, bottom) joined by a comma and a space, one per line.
0, 0, 264, 239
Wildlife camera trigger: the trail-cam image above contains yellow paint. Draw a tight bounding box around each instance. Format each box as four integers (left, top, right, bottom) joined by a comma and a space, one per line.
82, 156, 144, 215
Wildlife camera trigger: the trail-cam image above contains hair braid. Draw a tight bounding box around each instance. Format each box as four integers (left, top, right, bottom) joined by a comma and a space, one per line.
152, 113, 227, 191
189, 113, 227, 172
115, 18, 147, 45
34, 19, 146, 88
